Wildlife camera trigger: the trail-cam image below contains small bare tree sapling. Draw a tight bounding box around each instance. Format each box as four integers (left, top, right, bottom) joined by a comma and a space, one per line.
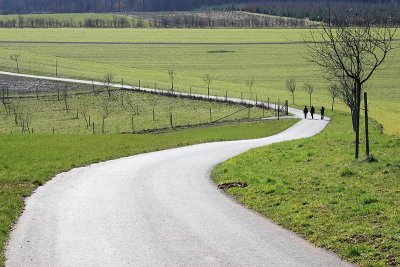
168, 68, 175, 91
9, 98, 21, 125
286, 77, 296, 104
120, 90, 127, 108
245, 77, 255, 100
328, 83, 340, 111
98, 96, 114, 133
18, 104, 34, 133
304, 82, 314, 107
63, 89, 70, 112
103, 72, 114, 98
1, 85, 10, 105
124, 92, 138, 116
10, 54, 21, 73
202, 74, 213, 97
79, 101, 90, 127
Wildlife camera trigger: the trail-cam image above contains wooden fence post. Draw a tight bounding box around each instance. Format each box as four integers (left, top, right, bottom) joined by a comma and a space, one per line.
364, 92, 370, 156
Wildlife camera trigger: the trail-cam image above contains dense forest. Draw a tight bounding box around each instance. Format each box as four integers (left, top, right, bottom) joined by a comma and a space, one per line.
0, 0, 399, 26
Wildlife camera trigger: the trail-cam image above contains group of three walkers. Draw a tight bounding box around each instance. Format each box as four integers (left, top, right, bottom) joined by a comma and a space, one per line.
303, 105, 325, 120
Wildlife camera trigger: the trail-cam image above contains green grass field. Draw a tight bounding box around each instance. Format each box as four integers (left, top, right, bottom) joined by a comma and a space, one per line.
0, 84, 272, 134
0, 28, 399, 135
212, 112, 400, 266
0, 119, 296, 265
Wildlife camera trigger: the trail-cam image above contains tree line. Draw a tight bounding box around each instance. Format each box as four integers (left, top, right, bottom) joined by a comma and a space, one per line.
1, 0, 398, 22
0, 15, 146, 28
233, 0, 400, 26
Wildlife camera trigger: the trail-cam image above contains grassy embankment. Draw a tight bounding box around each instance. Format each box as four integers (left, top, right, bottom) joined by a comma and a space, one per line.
0, 28, 398, 135
212, 112, 400, 267
0, 83, 273, 134
0, 118, 297, 265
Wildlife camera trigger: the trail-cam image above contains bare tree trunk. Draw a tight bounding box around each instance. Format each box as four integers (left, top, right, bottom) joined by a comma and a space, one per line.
354, 81, 362, 159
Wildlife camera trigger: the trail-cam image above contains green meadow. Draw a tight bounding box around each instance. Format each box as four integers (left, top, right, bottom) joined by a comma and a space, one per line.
0, 28, 399, 134
213, 111, 400, 266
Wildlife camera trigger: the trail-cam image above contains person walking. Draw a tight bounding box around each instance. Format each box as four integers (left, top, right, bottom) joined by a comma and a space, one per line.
321, 106, 325, 120
303, 106, 308, 119
310, 106, 315, 120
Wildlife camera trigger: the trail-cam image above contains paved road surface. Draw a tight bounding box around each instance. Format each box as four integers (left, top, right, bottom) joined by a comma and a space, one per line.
2, 71, 351, 267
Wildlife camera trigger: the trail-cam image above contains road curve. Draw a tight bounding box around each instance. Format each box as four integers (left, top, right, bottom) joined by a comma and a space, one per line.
3, 71, 350, 267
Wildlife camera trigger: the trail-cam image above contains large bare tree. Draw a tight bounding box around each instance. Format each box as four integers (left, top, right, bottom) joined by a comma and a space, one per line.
306, 15, 396, 159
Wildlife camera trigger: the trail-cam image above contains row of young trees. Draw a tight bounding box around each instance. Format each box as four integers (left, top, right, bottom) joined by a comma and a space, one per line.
0, 0, 239, 13
0, 12, 309, 28
136, 11, 309, 28
0, 15, 146, 28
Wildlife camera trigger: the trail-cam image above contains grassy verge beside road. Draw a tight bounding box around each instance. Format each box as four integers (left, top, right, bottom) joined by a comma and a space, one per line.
212, 112, 400, 266
0, 118, 296, 265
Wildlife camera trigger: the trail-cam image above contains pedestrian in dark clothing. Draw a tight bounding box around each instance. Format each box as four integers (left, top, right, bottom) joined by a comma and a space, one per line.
310, 106, 315, 119
321, 106, 325, 120
303, 106, 308, 119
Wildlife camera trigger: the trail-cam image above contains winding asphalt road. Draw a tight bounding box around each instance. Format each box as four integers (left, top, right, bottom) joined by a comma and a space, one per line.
3, 71, 351, 267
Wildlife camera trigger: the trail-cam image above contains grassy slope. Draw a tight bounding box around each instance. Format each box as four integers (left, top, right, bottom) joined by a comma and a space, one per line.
0, 87, 272, 134
0, 119, 296, 265
212, 113, 400, 267
0, 28, 398, 134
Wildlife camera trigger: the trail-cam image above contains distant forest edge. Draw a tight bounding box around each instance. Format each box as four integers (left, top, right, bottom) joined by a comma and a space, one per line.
0, 12, 315, 28
0, 1, 399, 27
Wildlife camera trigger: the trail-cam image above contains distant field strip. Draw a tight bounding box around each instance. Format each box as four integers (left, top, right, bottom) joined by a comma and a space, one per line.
0, 41, 308, 45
